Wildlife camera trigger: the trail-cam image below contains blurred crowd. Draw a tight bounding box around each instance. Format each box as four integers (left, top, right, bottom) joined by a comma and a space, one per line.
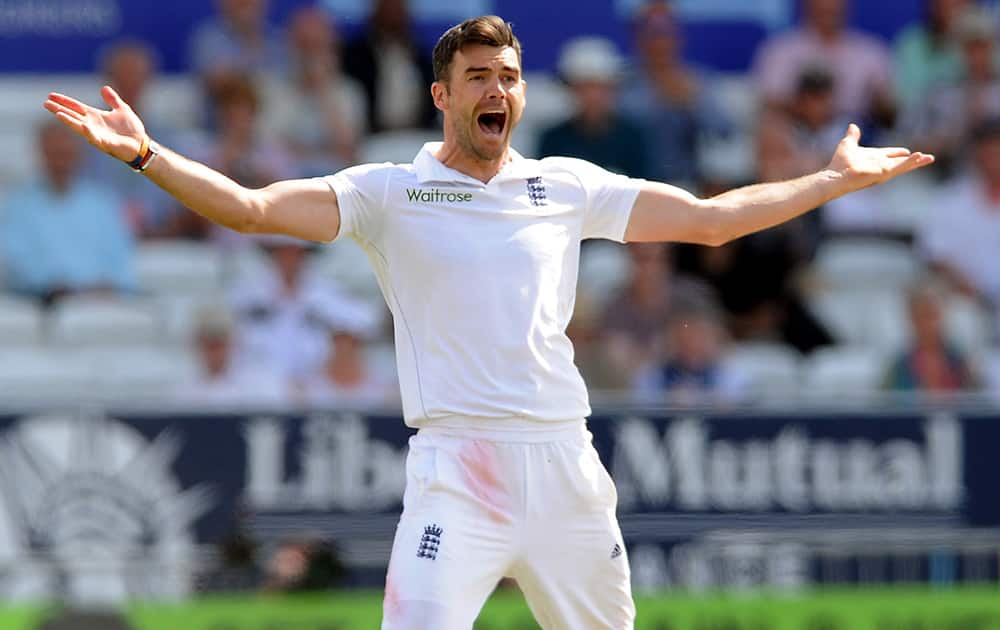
3, 0, 1000, 407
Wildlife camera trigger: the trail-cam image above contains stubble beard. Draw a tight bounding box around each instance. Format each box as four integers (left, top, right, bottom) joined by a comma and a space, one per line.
451, 111, 508, 162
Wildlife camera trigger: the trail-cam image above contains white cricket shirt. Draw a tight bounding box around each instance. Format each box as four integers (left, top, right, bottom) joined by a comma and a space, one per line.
324, 143, 643, 428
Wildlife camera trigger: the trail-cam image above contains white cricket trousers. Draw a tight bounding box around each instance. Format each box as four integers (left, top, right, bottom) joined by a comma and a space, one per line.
381, 423, 635, 630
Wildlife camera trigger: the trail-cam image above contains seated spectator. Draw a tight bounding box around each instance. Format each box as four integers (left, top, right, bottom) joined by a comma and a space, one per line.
918, 117, 1000, 305
599, 242, 714, 385
903, 6, 1000, 175
88, 39, 185, 238
188, 0, 284, 125
883, 281, 978, 392
674, 235, 833, 354
619, 1, 729, 187
186, 76, 296, 246
757, 67, 848, 184
173, 302, 291, 406
537, 37, 650, 178
757, 67, 886, 235
752, 0, 895, 127
0, 120, 136, 303
633, 302, 746, 405
342, 0, 437, 133
261, 6, 367, 178
894, 0, 969, 110
298, 298, 397, 408
228, 235, 353, 382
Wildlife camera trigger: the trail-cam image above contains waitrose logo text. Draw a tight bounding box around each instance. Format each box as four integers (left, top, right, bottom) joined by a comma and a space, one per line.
406, 188, 473, 203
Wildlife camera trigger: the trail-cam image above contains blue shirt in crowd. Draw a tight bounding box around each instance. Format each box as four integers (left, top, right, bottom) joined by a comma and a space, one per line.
0, 178, 137, 296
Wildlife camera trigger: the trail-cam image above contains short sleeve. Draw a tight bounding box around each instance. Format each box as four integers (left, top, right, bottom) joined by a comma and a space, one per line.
557, 158, 644, 242
322, 163, 393, 244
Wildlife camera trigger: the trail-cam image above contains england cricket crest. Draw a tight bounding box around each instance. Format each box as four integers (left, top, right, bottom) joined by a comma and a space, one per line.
0, 410, 213, 604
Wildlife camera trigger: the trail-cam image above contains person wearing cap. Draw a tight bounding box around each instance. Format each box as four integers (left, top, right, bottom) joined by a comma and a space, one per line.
537, 37, 650, 179
227, 234, 356, 382
297, 297, 398, 408
173, 302, 292, 406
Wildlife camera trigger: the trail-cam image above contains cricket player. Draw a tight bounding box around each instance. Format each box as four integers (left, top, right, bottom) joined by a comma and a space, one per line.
44, 15, 933, 630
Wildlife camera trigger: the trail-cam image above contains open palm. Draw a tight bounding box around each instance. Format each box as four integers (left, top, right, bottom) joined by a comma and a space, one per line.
827, 123, 934, 191
43, 85, 146, 162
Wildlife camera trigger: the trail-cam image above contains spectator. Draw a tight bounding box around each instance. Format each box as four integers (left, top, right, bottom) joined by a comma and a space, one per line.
172, 302, 290, 406
187, 76, 296, 246
537, 37, 650, 178
752, 0, 895, 126
758, 67, 848, 184
633, 302, 746, 405
263, 537, 344, 592
262, 6, 367, 177
342, 0, 437, 133
188, 0, 284, 102
894, 0, 970, 110
904, 6, 1000, 174
228, 235, 353, 382
566, 292, 628, 391
298, 298, 396, 407
620, 1, 728, 187
883, 281, 978, 392
599, 242, 713, 384
756, 66, 880, 235
89, 40, 184, 238
0, 120, 136, 303
918, 117, 1000, 306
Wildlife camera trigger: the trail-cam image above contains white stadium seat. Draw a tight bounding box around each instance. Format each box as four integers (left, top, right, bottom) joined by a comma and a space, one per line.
0, 349, 95, 401
0, 296, 44, 346
812, 237, 922, 291
48, 296, 163, 347
577, 241, 630, 310
83, 346, 200, 402
721, 341, 801, 398
943, 296, 994, 354
802, 346, 886, 400
135, 240, 223, 296
807, 288, 908, 352
307, 239, 383, 302
360, 130, 442, 165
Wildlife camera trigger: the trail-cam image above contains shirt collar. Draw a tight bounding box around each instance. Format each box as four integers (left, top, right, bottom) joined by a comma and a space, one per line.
413, 142, 530, 185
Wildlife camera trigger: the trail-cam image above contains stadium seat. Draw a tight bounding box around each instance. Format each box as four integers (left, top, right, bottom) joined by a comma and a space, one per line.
943, 296, 995, 354
360, 130, 442, 164
812, 237, 922, 291
801, 346, 887, 400
83, 346, 200, 402
48, 296, 163, 347
307, 239, 383, 302
721, 341, 801, 399
0, 296, 44, 346
577, 241, 630, 309
807, 288, 908, 352
0, 349, 95, 400
135, 240, 223, 296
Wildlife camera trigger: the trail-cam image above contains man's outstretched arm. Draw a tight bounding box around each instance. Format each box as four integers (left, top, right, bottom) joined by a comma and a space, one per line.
44, 85, 340, 242
624, 124, 934, 246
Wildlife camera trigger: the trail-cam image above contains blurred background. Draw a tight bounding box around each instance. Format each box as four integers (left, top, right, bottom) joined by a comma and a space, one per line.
2, 0, 1000, 627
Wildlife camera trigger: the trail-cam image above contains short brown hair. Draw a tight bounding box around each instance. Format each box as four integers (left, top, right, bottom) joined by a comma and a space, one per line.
432, 15, 522, 83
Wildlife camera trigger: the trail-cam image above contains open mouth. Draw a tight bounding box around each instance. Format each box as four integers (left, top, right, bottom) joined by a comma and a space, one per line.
477, 112, 507, 137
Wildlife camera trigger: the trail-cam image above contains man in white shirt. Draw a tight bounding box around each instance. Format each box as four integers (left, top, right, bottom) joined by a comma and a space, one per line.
45, 15, 933, 630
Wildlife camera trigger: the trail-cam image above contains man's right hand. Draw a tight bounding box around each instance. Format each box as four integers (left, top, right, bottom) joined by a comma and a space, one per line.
44, 85, 147, 163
